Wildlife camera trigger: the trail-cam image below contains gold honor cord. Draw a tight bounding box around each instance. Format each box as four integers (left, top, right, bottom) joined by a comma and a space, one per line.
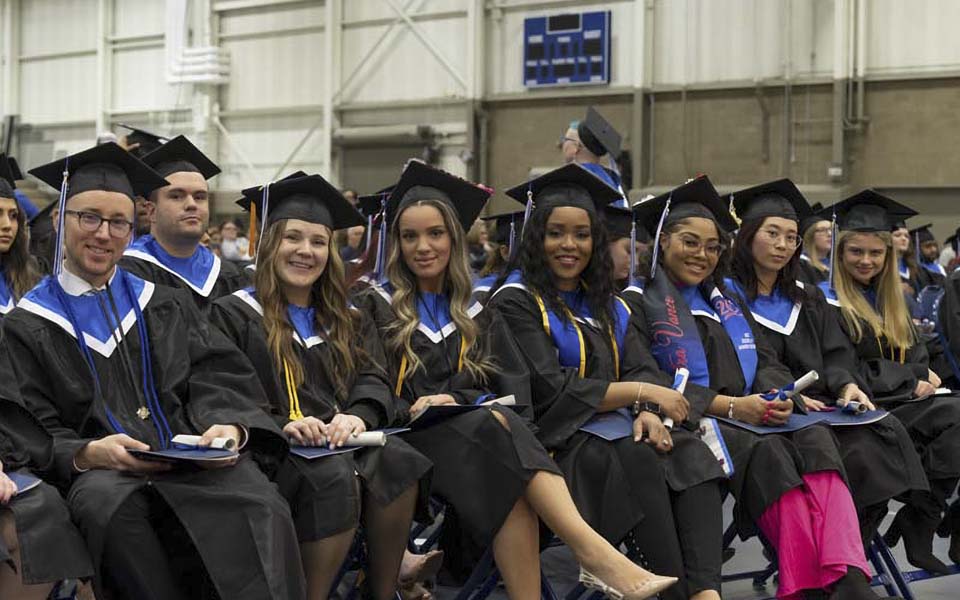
394, 338, 466, 397
283, 358, 305, 420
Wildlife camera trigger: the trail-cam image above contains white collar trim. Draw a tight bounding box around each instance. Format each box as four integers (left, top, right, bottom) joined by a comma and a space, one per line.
123, 247, 221, 297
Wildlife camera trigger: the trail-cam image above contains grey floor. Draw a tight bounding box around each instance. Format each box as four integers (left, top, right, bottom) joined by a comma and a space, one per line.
428, 499, 959, 600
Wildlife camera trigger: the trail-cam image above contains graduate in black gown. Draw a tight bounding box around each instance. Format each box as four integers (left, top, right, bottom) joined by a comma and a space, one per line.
909, 224, 947, 284
120, 136, 249, 312
472, 210, 523, 303
489, 164, 724, 600
797, 205, 831, 286
725, 179, 929, 547
628, 177, 882, 600
0, 155, 41, 316
815, 190, 960, 572
0, 341, 92, 599
212, 174, 434, 600
355, 160, 676, 600
3, 143, 304, 600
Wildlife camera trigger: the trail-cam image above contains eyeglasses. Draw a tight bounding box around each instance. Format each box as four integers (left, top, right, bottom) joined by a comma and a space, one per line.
65, 210, 133, 238
557, 136, 582, 149
758, 228, 801, 249
812, 226, 832, 236
674, 233, 725, 257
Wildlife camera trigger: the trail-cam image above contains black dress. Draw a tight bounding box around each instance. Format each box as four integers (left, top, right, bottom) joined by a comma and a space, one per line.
491, 281, 725, 597
0, 345, 93, 585
725, 279, 929, 542
120, 235, 250, 314
624, 286, 847, 538
353, 283, 560, 552
3, 270, 303, 599
210, 289, 433, 540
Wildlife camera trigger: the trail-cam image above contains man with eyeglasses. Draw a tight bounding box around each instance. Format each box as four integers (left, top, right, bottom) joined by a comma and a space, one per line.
4, 143, 304, 600
120, 135, 249, 314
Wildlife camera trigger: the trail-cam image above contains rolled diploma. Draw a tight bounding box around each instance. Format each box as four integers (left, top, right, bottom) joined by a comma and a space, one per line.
171, 434, 237, 450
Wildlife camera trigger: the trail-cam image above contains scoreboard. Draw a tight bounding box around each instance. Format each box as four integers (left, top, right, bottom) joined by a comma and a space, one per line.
523, 11, 612, 88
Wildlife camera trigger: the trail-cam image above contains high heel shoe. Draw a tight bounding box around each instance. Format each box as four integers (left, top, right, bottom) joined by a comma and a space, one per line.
886, 506, 951, 574
579, 567, 678, 600
938, 501, 960, 564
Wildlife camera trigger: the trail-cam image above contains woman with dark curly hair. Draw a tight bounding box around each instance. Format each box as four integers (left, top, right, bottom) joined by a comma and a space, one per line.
489, 164, 725, 600
626, 177, 883, 600
355, 160, 676, 600
0, 156, 41, 316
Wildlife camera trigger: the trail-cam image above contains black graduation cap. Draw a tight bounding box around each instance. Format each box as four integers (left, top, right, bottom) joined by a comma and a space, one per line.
141, 135, 221, 180
946, 229, 960, 252
385, 160, 491, 232
800, 202, 826, 235
237, 174, 363, 232
357, 186, 394, 219
239, 170, 308, 200
633, 176, 739, 238
29, 142, 169, 201
0, 154, 16, 197
117, 123, 168, 158
8, 157, 23, 181
603, 205, 633, 240
730, 178, 813, 224
504, 163, 622, 215
909, 223, 936, 244
825, 189, 918, 233
482, 210, 525, 245
577, 107, 621, 159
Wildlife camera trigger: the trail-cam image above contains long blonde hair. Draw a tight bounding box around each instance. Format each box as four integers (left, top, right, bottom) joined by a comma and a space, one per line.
803, 219, 830, 274
384, 198, 495, 384
832, 230, 916, 351
254, 219, 361, 397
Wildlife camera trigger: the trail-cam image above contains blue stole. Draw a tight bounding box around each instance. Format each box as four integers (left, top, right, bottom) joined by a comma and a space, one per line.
641, 274, 758, 395
472, 273, 498, 294
417, 292, 453, 334
124, 234, 221, 296
898, 257, 910, 281
921, 260, 947, 277
551, 289, 630, 373
0, 271, 13, 314
724, 278, 803, 336
233, 287, 327, 348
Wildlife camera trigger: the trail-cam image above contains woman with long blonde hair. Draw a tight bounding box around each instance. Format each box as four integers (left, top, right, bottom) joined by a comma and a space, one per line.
355, 160, 676, 600
820, 190, 960, 573
211, 175, 434, 600
798, 209, 831, 285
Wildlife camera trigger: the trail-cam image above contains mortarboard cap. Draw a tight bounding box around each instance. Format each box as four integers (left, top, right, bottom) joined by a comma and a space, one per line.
8, 157, 23, 181
482, 211, 525, 245
577, 107, 621, 159
505, 163, 622, 216
141, 135, 221, 180
909, 223, 936, 245
633, 176, 739, 238
946, 229, 960, 252
800, 202, 826, 235
603, 205, 633, 240
237, 174, 363, 232
117, 124, 168, 158
29, 142, 169, 201
730, 178, 812, 224
357, 186, 394, 220
0, 154, 16, 198
385, 160, 491, 232
825, 190, 918, 233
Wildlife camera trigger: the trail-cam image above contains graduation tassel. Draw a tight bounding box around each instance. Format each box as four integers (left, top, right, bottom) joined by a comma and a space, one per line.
52, 161, 70, 277
373, 194, 388, 280
520, 185, 535, 242
827, 209, 838, 290
915, 231, 922, 267
507, 218, 518, 261
255, 183, 271, 262
364, 214, 374, 255
648, 194, 672, 280
248, 201, 257, 259
628, 220, 638, 287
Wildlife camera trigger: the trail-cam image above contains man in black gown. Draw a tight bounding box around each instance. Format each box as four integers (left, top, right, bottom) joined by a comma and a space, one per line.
4, 143, 304, 599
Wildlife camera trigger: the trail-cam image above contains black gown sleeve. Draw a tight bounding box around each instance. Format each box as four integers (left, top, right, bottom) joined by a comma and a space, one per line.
807, 289, 861, 400
739, 300, 795, 394
939, 273, 960, 372
343, 312, 394, 430
489, 287, 608, 448
0, 341, 54, 473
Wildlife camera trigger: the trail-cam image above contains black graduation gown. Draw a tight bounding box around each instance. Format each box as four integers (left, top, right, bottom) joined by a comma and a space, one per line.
353, 284, 560, 550
2, 273, 303, 599
835, 311, 960, 484
0, 345, 93, 584
932, 270, 960, 386
120, 250, 249, 314
731, 281, 928, 509
210, 291, 432, 540
491, 285, 724, 542
797, 256, 829, 286
624, 287, 846, 537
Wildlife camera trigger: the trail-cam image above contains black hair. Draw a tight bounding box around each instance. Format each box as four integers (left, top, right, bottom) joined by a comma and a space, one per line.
730, 217, 803, 302
641, 216, 733, 292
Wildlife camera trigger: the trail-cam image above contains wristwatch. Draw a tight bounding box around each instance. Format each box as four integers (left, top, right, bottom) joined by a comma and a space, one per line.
632, 401, 662, 417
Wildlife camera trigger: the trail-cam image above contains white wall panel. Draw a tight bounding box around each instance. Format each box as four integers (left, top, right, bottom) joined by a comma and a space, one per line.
342, 0, 465, 23
221, 31, 325, 110
219, 2, 323, 37
340, 14, 468, 103
865, 0, 960, 76
112, 46, 179, 112
19, 0, 97, 57
113, 0, 165, 38
215, 114, 327, 189
19, 55, 97, 123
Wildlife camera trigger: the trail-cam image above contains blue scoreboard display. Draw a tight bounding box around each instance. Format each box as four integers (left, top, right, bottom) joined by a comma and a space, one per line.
523, 11, 612, 88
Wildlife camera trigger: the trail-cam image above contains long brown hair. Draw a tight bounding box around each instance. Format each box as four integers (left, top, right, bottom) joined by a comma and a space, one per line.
384, 198, 495, 384
0, 196, 40, 299
253, 219, 362, 397
832, 230, 915, 351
